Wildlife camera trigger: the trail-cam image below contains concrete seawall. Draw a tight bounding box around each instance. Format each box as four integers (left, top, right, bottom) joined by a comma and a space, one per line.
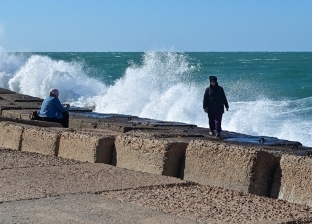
58, 129, 117, 163
115, 135, 187, 177
277, 155, 312, 206
184, 140, 281, 197
1, 87, 312, 208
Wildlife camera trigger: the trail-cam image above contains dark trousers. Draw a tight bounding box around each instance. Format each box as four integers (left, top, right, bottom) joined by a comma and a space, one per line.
208, 111, 223, 133
40, 111, 69, 128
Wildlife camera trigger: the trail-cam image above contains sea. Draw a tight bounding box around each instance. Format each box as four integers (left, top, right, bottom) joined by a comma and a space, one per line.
0, 51, 311, 147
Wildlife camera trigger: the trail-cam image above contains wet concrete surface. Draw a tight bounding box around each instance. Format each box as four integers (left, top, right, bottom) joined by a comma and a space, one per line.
71, 111, 310, 151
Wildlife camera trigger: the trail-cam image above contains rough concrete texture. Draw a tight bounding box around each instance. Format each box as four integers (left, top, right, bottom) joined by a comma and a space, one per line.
97, 120, 146, 133
0, 100, 42, 114
184, 140, 280, 197
69, 113, 196, 134
270, 166, 283, 199
103, 184, 312, 224
0, 121, 23, 150
1, 148, 312, 223
277, 154, 312, 206
2, 109, 34, 120
69, 113, 142, 132
0, 163, 187, 202
115, 135, 187, 177
21, 125, 64, 156
0, 93, 43, 102
0, 148, 83, 170
0, 88, 16, 94
69, 115, 99, 129
0, 116, 63, 127
0, 193, 197, 224
249, 149, 281, 197
58, 130, 117, 163
125, 126, 205, 139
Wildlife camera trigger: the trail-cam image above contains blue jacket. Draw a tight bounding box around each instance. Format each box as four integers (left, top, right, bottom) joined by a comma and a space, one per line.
38, 96, 68, 119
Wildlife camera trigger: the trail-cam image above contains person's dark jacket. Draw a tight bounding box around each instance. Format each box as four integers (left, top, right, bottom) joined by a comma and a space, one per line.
203, 83, 229, 113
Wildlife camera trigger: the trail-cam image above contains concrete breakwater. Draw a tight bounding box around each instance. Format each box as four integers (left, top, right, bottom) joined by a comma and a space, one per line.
1, 87, 312, 207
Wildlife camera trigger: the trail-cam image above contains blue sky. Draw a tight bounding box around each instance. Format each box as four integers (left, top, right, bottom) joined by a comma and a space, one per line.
0, 0, 311, 52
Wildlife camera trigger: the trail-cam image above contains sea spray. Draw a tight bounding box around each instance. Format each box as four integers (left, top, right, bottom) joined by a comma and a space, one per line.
0, 52, 27, 88
224, 97, 312, 147
94, 51, 202, 122
4, 53, 106, 108
0, 51, 311, 147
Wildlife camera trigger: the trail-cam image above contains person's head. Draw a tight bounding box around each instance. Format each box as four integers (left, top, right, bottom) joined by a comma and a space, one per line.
49, 88, 59, 98
209, 76, 217, 86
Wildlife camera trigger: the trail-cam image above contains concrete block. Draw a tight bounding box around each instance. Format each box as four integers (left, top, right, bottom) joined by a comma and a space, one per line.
0, 93, 42, 102
115, 135, 187, 177
0, 122, 24, 150
2, 110, 26, 119
58, 130, 116, 163
21, 126, 63, 156
3, 109, 42, 121
69, 116, 129, 133
2, 109, 35, 120
69, 117, 98, 129
277, 155, 312, 206
184, 140, 280, 197
0, 116, 63, 128
0, 88, 16, 94
0, 100, 41, 112
96, 122, 134, 133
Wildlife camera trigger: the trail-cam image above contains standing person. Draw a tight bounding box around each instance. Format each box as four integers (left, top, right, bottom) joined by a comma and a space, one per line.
37, 88, 70, 128
203, 76, 229, 137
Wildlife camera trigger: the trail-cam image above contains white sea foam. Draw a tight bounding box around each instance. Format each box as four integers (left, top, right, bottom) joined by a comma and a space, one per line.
94, 51, 202, 124
223, 98, 312, 147
0, 52, 106, 108
0, 51, 311, 147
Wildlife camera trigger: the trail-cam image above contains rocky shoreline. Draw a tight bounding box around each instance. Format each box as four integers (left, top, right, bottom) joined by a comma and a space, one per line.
1, 87, 312, 223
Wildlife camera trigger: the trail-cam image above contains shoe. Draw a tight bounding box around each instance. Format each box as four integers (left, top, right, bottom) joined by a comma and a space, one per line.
216, 132, 221, 137
209, 130, 214, 136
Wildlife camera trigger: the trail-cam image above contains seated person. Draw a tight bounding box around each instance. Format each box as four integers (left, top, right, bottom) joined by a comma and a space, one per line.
37, 88, 70, 128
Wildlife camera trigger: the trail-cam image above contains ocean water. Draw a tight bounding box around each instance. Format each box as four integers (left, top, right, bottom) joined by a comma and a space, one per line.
0, 51, 311, 147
